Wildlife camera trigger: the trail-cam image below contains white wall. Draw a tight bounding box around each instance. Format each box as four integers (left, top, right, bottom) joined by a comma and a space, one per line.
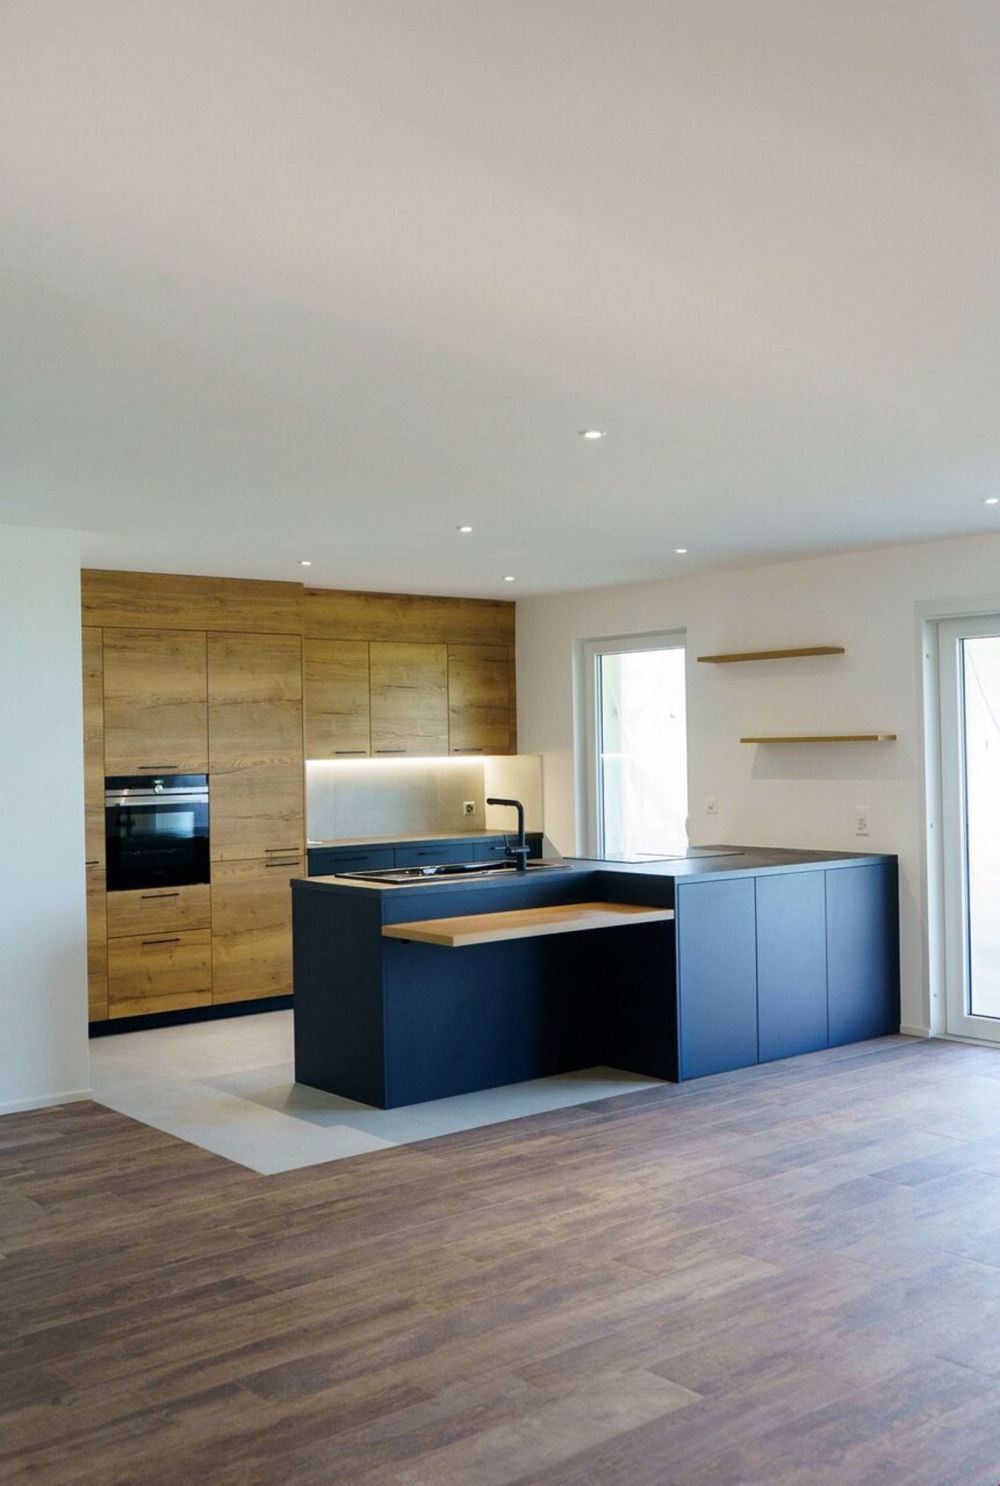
0, 525, 89, 1112
517, 530, 1000, 1039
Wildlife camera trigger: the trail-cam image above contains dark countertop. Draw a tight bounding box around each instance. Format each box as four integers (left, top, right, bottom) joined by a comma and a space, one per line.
296, 844, 896, 896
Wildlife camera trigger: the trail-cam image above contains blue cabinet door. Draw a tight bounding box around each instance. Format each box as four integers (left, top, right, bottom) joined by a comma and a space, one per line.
677, 877, 758, 1078
394, 841, 476, 867
827, 863, 900, 1045
307, 846, 394, 877
757, 870, 828, 1062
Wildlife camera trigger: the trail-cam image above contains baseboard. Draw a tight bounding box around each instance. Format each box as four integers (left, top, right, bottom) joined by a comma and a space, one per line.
899, 1024, 932, 1038
89, 994, 293, 1037
0, 1088, 92, 1117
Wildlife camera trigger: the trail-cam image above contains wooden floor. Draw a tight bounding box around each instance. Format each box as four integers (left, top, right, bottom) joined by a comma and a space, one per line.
5, 1037, 1000, 1484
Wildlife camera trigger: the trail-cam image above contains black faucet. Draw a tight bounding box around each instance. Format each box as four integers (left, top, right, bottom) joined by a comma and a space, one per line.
486, 797, 530, 873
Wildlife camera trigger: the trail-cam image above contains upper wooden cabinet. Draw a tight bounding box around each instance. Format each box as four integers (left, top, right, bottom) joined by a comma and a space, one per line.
305, 588, 514, 646
303, 639, 371, 759
208, 632, 305, 860
370, 642, 448, 756
448, 645, 514, 755
103, 629, 208, 776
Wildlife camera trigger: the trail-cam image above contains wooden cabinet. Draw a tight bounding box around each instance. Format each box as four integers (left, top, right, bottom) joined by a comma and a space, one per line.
208, 633, 305, 861
82, 627, 109, 1021
303, 639, 370, 759
86, 866, 108, 1022
448, 645, 513, 755
103, 628, 208, 775
107, 929, 212, 1017
106, 884, 211, 939
211, 856, 303, 1003
370, 642, 448, 756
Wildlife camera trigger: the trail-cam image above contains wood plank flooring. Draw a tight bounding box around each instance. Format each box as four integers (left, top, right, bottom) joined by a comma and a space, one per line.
5, 1036, 1000, 1483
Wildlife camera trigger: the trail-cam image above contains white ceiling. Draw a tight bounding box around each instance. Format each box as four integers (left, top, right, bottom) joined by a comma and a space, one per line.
2, 0, 1000, 597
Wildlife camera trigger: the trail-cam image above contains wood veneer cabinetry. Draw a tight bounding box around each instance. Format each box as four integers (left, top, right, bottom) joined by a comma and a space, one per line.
207, 632, 305, 861
82, 626, 108, 1020
107, 930, 212, 1018
369, 642, 449, 756
303, 639, 371, 758
103, 629, 208, 775
106, 884, 211, 939
447, 644, 513, 755
210, 856, 302, 1003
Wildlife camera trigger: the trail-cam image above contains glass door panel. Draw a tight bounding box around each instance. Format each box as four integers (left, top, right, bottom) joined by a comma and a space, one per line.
597, 645, 687, 858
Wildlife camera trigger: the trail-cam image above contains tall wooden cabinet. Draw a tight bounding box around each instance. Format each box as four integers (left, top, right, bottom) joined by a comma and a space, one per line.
82, 626, 108, 1021
82, 570, 516, 1026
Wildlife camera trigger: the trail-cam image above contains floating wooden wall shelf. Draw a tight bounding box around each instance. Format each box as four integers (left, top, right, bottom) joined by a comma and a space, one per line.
698, 646, 845, 664
740, 733, 897, 744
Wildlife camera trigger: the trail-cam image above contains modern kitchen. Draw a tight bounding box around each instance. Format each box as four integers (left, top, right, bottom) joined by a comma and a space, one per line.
6, 4, 1000, 1482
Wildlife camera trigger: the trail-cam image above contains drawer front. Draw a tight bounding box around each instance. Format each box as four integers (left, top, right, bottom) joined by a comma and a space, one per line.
108, 928, 212, 1017
307, 847, 395, 877
394, 842, 476, 867
106, 883, 211, 938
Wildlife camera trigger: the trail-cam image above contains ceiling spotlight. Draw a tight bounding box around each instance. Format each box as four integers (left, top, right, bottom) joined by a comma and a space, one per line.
299, 559, 313, 566
580, 429, 607, 440
674, 547, 688, 555
457, 525, 474, 533
985, 497, 999, 506
503, 575, 515, 583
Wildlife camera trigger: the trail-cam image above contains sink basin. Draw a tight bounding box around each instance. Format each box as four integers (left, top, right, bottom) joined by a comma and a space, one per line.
336, 859, 571, 884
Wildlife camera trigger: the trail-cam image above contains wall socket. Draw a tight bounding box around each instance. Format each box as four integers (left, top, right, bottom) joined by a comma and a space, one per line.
705, 797, 719, 816
855, 805, 870, 837
463, 800, 476, 816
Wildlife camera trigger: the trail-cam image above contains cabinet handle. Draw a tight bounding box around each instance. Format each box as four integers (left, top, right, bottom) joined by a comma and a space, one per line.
137, 764, 181, 771
265, 845, 300, 854
141, 892, 179, 899
453, 748, 483, 753
266, 859, 302, 869
334, 750, 368, 756
142, 937, 181, 947
375, 749, 406, 755
85, 859, 100, 867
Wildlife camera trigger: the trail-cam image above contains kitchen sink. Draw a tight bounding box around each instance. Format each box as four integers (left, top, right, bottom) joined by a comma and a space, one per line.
335, 859, 571, 884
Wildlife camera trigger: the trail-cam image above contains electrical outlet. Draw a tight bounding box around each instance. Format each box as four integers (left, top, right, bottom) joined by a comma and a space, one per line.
705, 797, 719, 816
463, 800, 475, 816
855, 805, 870, 837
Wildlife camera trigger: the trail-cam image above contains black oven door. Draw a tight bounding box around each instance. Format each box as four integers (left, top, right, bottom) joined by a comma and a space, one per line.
105, 776, 210, 892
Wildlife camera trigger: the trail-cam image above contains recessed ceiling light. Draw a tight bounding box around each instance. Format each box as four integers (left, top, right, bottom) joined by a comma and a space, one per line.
503, 575, 515, 583
458, 525, 474, 533
985, 497, 999, 506
580, 429, 607, 440
299, 559, 313, 566
674, 547, 688, 554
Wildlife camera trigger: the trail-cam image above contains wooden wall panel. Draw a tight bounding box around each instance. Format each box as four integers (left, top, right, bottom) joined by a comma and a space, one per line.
305, 588, 515, 646
82, 570, 303, 635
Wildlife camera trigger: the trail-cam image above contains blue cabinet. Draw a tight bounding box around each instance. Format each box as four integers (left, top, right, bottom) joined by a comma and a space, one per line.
677, 878, 758, 1078
474, 834, 543, 862
827, 863, 899, 1046
307, 846, 394, 876
757, 870, 828, 1062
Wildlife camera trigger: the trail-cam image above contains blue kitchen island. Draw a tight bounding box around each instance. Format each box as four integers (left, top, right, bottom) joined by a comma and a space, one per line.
291, 847, 899, 1108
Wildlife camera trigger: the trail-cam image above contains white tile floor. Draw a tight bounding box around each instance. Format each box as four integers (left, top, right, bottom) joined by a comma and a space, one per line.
89, 1011, 664, 1174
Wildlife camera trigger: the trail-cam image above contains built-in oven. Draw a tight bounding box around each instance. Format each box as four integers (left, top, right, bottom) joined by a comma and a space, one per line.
105, 775, 210, 892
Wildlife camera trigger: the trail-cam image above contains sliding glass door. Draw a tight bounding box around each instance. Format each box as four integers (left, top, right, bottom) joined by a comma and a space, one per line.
585, 634, 687, 859
940, 617, 1000, 1041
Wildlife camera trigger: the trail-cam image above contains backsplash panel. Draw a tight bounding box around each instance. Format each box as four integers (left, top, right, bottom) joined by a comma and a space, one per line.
306, 759, 486, 841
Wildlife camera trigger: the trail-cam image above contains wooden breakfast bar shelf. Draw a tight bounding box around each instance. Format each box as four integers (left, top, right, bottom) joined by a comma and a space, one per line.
382, 900, 674, 948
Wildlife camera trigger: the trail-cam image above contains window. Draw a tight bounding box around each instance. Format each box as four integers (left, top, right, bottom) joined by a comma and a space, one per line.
583, 634, 687, 859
